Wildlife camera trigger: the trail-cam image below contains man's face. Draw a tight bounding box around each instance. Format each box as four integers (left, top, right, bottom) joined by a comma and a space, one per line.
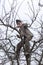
17, 22, 22, 27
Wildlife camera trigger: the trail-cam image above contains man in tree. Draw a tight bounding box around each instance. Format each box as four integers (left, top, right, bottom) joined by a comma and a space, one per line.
15, 19, 33, 59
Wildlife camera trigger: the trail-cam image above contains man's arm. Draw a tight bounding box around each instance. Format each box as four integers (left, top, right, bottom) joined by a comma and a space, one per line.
24, 29, 33, 41
23, 23, 33, 41
23, 23, 28, 29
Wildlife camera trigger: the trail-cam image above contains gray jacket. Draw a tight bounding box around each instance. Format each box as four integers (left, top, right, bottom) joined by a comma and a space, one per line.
19, 23, 33, 41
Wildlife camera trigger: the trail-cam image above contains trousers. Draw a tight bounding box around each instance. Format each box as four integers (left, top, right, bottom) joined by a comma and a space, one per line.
16, 39, 30, 58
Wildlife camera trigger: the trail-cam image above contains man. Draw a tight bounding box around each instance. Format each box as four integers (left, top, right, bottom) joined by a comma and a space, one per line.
15, 19, 33, 59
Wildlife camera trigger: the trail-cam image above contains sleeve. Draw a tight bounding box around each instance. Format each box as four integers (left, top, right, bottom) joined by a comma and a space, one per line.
24, 28, 33, 41
23, 23, 28, 29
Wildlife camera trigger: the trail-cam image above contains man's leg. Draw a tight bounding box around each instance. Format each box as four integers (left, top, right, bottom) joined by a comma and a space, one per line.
24, 42, 30, 57
15, 41, 24, 58
24, 42, 31, 65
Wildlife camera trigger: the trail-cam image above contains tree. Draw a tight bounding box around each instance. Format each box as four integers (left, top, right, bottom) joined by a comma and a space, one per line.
0, 0, 43, 65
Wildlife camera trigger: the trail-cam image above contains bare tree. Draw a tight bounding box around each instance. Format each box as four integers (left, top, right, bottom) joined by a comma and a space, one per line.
0, 0, 43, 65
